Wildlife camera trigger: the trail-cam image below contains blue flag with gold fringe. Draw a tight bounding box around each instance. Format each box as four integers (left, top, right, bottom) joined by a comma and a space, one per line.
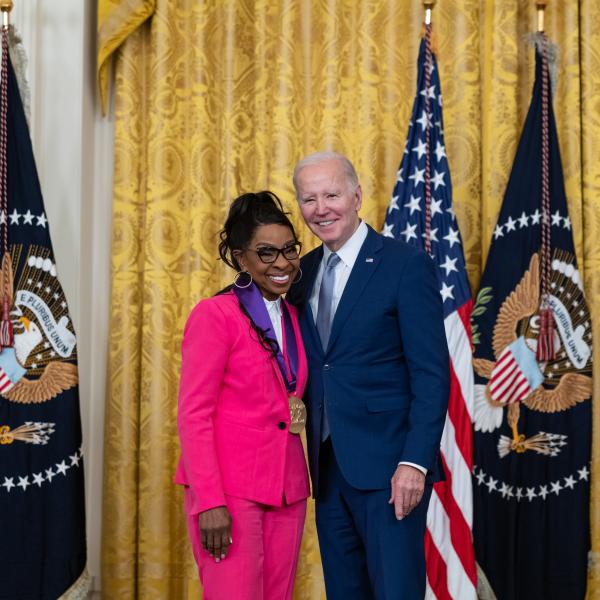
471, 38, 591, 599
0, 49, 87, 598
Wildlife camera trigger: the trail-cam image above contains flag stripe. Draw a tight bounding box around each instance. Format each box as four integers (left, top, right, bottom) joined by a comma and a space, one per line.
515, 382, 531, 401
440, 408, 473, 528
491, 369, 530, 404
425, 528, 451, 600
427, 490, 477, 599
0, 372, 14, 392
490, 356, 517, 388
509, 377, 530, 402
435, 451, 477, 583
445, 310, 475, 460
489, 359, 518, 394
455, 298, 473, 341
444, 384, 474, 486
495, 370, 528, 403
431, 311, 477, 599
490, 369, 522, 401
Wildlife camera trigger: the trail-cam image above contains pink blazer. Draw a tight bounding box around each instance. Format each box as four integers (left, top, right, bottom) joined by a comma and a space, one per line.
174, 291, 310, 515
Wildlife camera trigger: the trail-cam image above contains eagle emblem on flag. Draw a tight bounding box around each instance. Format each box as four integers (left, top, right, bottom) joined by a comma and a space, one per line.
0, 246, 78, 404
472, 251, 592, 458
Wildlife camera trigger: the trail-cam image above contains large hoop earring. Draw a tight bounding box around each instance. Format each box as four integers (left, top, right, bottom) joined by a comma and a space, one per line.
234, 271, 253, 288
292, 267, 303, 284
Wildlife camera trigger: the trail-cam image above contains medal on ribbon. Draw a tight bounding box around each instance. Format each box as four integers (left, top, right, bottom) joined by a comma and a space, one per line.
288, 395, 307, 434
233, 282, 306, 433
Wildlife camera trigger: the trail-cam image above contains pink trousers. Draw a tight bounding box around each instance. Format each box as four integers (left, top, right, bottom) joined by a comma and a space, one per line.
185, 493, 307, 600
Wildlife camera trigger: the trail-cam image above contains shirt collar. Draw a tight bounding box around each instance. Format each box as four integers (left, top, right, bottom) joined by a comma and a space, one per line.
263, 295, 282, 316
322, 220, 368, 270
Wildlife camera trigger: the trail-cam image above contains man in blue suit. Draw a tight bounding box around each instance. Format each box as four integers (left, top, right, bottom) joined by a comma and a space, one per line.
287, 152, 450, 599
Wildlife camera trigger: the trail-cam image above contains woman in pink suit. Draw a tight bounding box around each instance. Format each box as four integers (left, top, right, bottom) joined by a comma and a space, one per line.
175, 191, 309, 599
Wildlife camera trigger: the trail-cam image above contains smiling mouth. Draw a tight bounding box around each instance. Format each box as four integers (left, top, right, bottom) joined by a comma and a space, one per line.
316, 220, 335, 227
268, 274, 291, 283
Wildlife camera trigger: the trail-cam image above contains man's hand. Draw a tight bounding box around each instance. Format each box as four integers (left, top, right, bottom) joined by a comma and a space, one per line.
389, 464, 426, 520
199, 506, 232, 561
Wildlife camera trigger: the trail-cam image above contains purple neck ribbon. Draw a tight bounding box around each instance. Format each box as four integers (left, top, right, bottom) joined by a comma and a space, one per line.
233, 281, 298, 393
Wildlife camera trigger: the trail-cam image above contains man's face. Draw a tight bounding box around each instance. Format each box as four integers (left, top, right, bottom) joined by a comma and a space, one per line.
295, 159, 362, 252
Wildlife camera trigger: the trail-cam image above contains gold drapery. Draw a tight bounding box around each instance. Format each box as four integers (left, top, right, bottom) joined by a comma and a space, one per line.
98, 1, 600, 598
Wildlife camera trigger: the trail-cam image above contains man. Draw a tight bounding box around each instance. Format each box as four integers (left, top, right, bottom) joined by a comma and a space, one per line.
287, 151, 449, 599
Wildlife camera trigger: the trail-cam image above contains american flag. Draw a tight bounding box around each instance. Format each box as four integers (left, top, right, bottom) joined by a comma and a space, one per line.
382, 32, 477, 600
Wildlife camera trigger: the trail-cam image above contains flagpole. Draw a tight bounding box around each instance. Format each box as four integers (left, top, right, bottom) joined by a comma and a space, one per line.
421, 0, 436, 254
0, 0, 11, 27
423, 0, 436, 25
536, 0, 547, 33
0, 0, 10, 346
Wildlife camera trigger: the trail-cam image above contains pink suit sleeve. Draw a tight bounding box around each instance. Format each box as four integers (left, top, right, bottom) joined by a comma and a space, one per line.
177, 300, 230, 515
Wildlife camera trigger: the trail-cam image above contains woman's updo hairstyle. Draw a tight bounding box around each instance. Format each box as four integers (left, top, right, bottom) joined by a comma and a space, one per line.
218, 191, 297, 271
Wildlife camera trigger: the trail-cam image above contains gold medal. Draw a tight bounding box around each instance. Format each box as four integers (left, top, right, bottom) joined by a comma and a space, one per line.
288, 395, 306, 434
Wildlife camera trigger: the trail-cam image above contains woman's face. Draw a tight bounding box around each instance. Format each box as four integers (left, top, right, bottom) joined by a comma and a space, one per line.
235, 223, 300, 300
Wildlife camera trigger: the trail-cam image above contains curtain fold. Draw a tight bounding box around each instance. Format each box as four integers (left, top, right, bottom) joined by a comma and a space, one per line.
97, 0, 156, 114
98, 1, 600, 597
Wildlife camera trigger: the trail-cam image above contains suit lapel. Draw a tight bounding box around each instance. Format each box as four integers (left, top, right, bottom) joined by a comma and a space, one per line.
288, 301, 308, 395
268, 351, 288, 395
327, 226, 383, 352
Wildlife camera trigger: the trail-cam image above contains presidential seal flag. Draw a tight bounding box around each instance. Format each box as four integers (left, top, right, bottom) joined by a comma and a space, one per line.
0, 29, 87, 600
472, 35, 591, 600
382, 25, 477, 600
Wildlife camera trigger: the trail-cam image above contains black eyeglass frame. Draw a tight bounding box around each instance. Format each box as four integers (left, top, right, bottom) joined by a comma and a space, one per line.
245, 241, 302, 264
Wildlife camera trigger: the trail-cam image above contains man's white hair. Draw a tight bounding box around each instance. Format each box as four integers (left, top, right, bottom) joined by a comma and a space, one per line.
292, 151, 359, 196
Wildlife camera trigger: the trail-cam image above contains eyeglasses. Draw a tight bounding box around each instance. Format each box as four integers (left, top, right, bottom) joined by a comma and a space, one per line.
247, 242, 302, 264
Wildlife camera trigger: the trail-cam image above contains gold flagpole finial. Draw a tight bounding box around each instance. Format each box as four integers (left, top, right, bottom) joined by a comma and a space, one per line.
423, 0, 436, 26
0, 0, 12, 27
536, 0, 547, 33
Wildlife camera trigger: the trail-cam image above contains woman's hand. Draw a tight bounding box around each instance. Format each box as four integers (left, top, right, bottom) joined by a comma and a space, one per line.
199, 506, 232, 561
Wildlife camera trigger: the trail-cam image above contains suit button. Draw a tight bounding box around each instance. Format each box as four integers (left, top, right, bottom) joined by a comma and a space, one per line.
323, 364, 330, 370
278, 422, 286, 430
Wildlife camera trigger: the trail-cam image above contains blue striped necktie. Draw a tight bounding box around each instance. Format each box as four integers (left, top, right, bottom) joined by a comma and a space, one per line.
316, 252, 341, 350
316, 252, 340, 441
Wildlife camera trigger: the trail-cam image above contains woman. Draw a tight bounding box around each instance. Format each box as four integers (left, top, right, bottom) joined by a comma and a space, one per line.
174, 191, 309, 599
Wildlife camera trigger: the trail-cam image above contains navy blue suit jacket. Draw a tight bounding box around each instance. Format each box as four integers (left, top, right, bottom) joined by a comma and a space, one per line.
287, 225, 450, 497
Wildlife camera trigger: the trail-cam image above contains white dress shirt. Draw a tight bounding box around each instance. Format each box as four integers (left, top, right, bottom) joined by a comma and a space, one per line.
308, 220, 369, 321
308, 221, 427, 476
263, 296, 283, 350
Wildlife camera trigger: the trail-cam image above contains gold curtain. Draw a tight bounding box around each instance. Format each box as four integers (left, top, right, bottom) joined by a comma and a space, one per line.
98, 1, 600, 598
